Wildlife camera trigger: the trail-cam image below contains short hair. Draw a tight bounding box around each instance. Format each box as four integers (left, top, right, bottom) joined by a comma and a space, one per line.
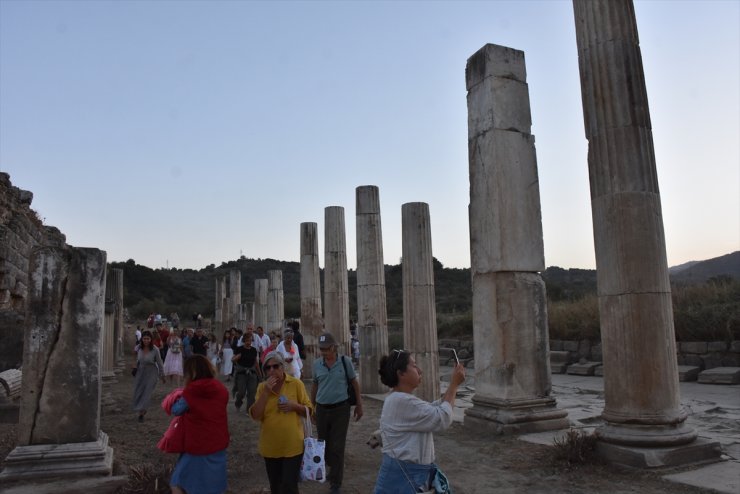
263, 351, 288, 372
378, 350, 412, 388
184, 355, 216, 384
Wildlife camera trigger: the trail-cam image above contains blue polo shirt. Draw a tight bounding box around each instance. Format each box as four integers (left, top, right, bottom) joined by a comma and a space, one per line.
313, 355, 356, 405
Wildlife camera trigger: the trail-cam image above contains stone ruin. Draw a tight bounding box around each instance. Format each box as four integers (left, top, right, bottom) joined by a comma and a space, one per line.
0, 173, 123, 482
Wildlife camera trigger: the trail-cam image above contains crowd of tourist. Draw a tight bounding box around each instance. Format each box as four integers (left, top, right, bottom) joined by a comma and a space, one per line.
131, 315, 462, 494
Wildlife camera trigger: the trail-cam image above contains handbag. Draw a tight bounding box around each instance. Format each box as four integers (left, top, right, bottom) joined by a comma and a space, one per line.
340, 355, 357, 406
157, 415, 185, 453
299, 406, 326, 483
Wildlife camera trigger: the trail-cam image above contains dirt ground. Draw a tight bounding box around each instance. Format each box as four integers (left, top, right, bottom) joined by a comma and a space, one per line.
0, 368, 714, 494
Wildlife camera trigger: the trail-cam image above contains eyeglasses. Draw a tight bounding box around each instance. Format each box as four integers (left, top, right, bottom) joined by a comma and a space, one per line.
264, 364, 282, 371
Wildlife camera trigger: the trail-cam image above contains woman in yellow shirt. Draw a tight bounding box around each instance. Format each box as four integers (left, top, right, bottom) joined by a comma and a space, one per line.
250, 351, 313, 494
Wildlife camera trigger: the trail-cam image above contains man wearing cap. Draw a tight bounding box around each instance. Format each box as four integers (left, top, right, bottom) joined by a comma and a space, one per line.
311, 332, 363, 494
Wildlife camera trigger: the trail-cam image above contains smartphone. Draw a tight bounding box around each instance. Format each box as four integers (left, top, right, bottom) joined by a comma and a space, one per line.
451, 349, 460, 366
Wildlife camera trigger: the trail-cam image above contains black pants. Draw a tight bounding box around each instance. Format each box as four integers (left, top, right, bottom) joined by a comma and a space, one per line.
234, 367, 258, 410
264, 454, 302, 494
316, 401, 351, 488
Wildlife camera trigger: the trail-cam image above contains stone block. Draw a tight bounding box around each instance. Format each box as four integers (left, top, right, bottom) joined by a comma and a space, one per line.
591, 192, 670, 295
549, 340, 563, 351
707, 341, 727, 352
550, 351, 570, 363
676, 365, 700, 382
550, 363, 568, 374
468, 129, 545, 274
467, 76, 531, 137
596, 437, 721, 469
676, 354, 686, 365
682, 355, 704, 369
577, 339, 592, 360
697, 367, 740, 384
566, 361, 600, 376
729, 340, 740, 353
466, 43, 527, 90
701, 353, 724, 370
594, 365, 604, 376
563, 340, 579, 352
591, 343, 603, 362
680, 341, 708, 354
721, 354, 740, 367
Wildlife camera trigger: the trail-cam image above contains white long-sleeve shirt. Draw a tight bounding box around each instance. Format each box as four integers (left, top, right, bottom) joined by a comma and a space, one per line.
379, 391, 453, 464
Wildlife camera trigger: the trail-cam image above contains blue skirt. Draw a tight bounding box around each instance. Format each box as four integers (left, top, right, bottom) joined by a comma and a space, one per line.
171, 449, 227, 494
374, 453, 435, 493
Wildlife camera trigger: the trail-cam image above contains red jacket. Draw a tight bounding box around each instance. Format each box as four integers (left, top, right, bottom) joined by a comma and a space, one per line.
182, 378, 230, 455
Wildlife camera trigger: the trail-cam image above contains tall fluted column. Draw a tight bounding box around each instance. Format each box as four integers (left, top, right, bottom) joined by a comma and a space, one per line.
0, 246, 113, 480
465, 43, 567, 434
573, 0, 719, 466
401, 203, 438, 402
356, 186, 389, 393
324, 206, 350, 355
112, 268, 124, 361
254, 279, 269, 332
267, 270, 285, 333
300, 222, 323, 379
229, 270, 241, 329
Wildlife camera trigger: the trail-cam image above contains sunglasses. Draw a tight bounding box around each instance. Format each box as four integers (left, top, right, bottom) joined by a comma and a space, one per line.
264, 363, 282, 371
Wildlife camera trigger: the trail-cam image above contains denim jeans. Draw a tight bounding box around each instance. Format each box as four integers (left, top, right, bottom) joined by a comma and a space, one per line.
374, 453, 435, 493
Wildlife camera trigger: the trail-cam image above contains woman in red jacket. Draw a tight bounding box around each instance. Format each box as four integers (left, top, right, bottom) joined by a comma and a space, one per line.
170, 355, 230, 494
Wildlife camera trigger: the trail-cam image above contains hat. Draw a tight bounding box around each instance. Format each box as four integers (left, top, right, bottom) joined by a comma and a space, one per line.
318, 332, 337, 349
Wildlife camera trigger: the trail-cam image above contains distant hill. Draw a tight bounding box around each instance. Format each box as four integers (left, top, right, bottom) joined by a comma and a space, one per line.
668, 260, 701, 274
671, 251, 740, 283
113, 252, 738, 320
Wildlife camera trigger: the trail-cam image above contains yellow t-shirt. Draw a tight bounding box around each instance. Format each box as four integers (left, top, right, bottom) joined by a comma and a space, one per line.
251, 374, 313, 458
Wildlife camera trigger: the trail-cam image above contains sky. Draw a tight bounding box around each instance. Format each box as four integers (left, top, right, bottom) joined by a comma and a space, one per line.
1, 0, 738, 271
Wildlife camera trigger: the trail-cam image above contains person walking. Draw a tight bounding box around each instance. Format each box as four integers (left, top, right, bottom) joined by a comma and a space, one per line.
373, 350, 465, 493
232, 326, 262, 411
131, 330, 165, 422
168, 355, 230, 494
207, 332, 221, 369
221, 329, 235, 382
290, 320, 306, 360
191, 327, 209, 357
163, 330, 184, 386
254, 325, 271, 358
276, 329, 302, 378
311, 332, 363, 494
250, 351, 313, 494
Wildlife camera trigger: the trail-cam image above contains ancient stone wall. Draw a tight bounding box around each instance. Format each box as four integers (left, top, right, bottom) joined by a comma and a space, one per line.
0, 173, 66, 369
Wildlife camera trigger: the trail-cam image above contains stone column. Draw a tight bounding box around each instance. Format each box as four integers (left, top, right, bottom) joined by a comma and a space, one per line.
465, 43, 568, 435
401, 203, 439, 402
324, 206, 350, 355
112, 268, 124, 362
300, 222, 323, 379
0, 246, 113, 480
573, 0, 719, 466
229, 269, 241, 329
356, 186, 389, 394
244, 301, 255, 327
214, 276, 223, 334
254, 279, 269, 332
267, 270, 285, 333
101, 267, 116, 384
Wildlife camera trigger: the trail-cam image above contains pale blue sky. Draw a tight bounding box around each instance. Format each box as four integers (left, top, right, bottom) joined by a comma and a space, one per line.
1, 0, 738, 270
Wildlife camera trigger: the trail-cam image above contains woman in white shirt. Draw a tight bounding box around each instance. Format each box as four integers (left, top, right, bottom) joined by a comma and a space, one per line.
373, 350, 465, 494
276, 329, 303, 378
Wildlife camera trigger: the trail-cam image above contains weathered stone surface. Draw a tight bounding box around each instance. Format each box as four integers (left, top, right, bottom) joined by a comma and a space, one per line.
682, 355, 704, 369
563, 341, 579, 352
324, 206, 350, 354
731, 341, 740, 353
596, 437, 721, 469
267, 270, 284, 333
468, 129, 545, 273
549, 340, 564, 351
19, 246, 107, 446
254, 279, 268, 331
681, 342, 708, 354
300, 222, 323, 379
467, 76, 532, 137
402, 202, 439, 402
697, 367, 740, 385
591, 343, 603, 362
707, 341, 728, 352
567, 361, 601, 376
721, 354, 740, 367
574, 0, 706, 456
677, 366, 700, 382
356, 186, 389, 394
466, 43, 526, 89
594, 365, 604, 377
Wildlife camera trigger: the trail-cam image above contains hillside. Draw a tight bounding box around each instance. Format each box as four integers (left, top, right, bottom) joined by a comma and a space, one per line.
112, 251, 738, 323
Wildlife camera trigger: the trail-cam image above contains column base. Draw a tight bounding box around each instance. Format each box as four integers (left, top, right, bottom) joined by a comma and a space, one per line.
464, 395, 569, 435
596, 437, 722, 468
597, 422, 697, 447
0, 431, 114, 481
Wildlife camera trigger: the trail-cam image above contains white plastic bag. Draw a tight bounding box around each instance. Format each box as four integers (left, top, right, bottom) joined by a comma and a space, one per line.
300, 406, 326, 483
